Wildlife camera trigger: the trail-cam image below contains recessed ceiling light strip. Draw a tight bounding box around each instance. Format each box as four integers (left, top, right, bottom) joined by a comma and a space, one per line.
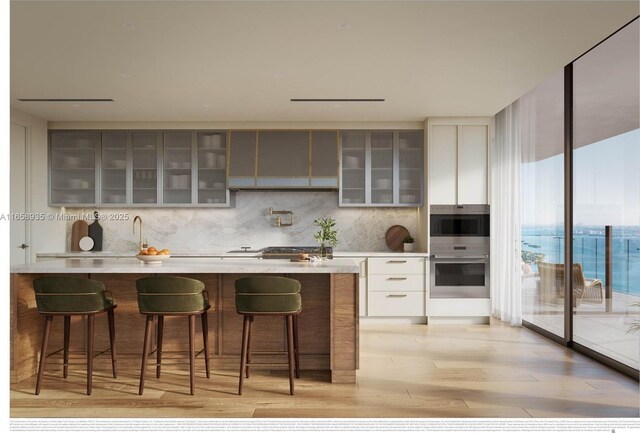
290, 98, 385, 102
17, 98, 114, 102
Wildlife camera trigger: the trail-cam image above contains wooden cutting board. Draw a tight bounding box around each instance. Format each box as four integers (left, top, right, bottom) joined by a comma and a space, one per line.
70, 220, 89, 252
385, 225, 410, 252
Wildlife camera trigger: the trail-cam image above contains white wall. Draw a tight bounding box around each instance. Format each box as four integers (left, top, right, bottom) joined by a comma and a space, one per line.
10, 108, 66, 262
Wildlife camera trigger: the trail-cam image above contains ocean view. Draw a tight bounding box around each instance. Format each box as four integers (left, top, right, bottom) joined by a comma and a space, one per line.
522, 226, 640, 296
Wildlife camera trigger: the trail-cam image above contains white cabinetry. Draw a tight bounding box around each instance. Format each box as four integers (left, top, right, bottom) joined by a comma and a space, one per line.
367, 257, 427, 317
428, 118, 491, 205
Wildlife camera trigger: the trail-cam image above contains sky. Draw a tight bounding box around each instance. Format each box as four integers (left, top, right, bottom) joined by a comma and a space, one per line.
521, 128, 640, 227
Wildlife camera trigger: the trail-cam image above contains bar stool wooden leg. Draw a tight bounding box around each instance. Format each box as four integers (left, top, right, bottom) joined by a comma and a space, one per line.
238, 315, 249, 395
285, 315, 295, 395
188, 315, 196, 395
139, 315, 154, 395
293, 315, 300, 379
86, 315, 95, 395
35, 315, 53, 395
245, 315, 253, 379
156, 316, 164, 379
63, 315, 70, 379
201, 312, 210, 379
107, 309, 117, 378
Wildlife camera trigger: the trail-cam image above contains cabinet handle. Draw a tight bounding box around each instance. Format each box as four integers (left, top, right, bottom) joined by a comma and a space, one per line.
387, 294, 408, 298
387, 277, 407, 281
386, 260, 407, 264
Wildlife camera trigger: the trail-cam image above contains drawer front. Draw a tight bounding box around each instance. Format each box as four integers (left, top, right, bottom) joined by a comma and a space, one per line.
368, 291, 425, 317
368, 274, 425, 292
368, 257, 425, 275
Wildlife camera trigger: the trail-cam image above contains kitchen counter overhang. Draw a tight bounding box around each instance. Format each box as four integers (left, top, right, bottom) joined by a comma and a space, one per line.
11, 257, 360, 274
10, 258, 359, 387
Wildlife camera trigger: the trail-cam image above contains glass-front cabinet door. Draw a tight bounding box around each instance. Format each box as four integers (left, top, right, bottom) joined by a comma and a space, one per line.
163, 132, 193, 205
398, 131, 423, 205
197, 132, 228, 205
370, 131, 394, 205
339, 130, 423, 207
131, 132, 159, 205
340, 131, 367, 205
100, 131, 127, 205
49, 131, 98, 206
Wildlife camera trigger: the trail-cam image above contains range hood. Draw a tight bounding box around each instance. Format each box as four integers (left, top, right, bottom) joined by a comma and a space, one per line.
227, 130, 339, 190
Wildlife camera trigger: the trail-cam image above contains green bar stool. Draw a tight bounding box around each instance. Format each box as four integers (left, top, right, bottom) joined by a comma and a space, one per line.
235, 276, 301, 395
33, 276, 117, 396
136, 276, 210, 396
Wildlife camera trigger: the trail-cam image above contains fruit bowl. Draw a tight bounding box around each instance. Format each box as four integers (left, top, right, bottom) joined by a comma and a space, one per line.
136, 254, 171, 265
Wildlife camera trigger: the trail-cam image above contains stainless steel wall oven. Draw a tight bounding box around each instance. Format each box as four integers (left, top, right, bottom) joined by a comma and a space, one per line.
429, 205, 490, 299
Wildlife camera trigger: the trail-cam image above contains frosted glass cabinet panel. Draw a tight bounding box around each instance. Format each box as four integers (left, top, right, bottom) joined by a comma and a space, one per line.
50, 130, 232, 207
370, 131, 394, 204
163, 132, 193, 204
340, 131, 367, 204
340, 130, 423, 207
131, 132, 159, 205
398, 131, 424, 205
197, 132, 228, 204
49, 131, 98, 205
101, 131, 127, 205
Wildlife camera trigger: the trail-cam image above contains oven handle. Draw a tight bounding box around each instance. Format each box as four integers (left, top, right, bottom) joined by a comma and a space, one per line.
431, 254, 488, 260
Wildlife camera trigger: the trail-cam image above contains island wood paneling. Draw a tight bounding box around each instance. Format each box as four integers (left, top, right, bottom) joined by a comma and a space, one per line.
330, 273, 358, 383
11, 271, 358, 384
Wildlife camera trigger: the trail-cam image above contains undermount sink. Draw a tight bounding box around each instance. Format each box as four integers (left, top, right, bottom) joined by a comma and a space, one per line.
226, 248, 264, 253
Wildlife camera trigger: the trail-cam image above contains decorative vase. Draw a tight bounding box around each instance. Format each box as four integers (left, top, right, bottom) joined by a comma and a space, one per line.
403, 242, 414, 252
319, 243, 327, 258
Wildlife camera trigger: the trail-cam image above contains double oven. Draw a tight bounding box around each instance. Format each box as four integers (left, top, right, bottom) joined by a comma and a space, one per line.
429, 205, 490, 299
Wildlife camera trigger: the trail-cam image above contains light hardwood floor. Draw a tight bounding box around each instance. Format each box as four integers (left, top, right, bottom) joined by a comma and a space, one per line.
10, 320, 639, 418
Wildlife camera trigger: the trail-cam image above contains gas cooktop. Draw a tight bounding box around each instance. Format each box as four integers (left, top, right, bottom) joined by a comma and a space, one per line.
261, 246, 333, 259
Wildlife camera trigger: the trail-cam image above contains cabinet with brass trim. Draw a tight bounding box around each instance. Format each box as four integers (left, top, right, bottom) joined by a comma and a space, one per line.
48, 130, 232, 207
339, 130, 423, 207
227, 130, 338, 189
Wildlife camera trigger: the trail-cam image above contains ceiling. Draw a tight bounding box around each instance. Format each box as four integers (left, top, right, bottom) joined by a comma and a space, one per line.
10, 1, 639, 122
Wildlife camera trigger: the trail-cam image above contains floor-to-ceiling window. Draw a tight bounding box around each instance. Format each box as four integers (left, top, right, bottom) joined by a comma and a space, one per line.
521, 71, 565, 337
518, 17, 639, 377
572, 19, 639, 370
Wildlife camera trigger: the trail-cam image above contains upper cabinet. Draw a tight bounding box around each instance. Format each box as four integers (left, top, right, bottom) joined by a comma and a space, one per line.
131, 131, 160, 205
339, 130, 424, 207
227, 130, 338, 189
100, 131, 127, 205
163, 132, 193, 205
49, 130, 231, 207
49, 131, 98, 206
310, 131, 339, 188
197, 132, 228, 205
428, 119, 490, 205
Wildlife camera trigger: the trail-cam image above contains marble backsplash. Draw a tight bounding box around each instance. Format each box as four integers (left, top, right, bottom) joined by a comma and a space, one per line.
64, 191, 419, 253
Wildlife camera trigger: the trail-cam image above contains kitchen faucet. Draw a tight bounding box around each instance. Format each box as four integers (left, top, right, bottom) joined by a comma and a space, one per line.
133, 216, 148, 250
268, 207, 294, 227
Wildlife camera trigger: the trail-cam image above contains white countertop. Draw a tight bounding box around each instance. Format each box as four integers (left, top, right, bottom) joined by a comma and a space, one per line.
36, 251, 430, 259
11, 257, 361, 274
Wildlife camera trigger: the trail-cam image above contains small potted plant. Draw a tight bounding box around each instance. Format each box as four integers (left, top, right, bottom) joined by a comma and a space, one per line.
314, 217, 338, 258
403, 235, 415, 252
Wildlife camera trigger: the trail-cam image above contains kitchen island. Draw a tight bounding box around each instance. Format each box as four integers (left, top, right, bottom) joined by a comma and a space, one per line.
10, 258, 359, 385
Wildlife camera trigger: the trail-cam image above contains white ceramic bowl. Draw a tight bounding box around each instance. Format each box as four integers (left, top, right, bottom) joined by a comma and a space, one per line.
136, 254, 171, 264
